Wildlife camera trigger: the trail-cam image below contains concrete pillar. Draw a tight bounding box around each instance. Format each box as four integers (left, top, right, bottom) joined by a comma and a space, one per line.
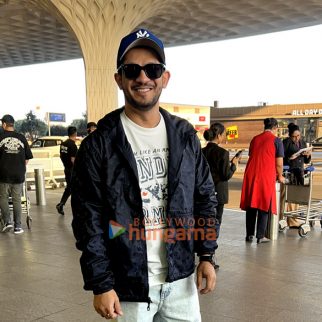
38, 0, 167, 122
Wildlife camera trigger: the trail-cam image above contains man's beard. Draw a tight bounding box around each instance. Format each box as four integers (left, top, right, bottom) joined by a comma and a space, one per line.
123, 88, 162, 112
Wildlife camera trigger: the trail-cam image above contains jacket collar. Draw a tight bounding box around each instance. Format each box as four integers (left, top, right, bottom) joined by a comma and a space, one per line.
159, 108, 196, 185
205, 142, 218, 147
97, 106, 196, 182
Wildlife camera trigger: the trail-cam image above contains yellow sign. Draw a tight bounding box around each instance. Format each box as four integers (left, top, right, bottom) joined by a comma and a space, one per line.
226, 126, 238, 140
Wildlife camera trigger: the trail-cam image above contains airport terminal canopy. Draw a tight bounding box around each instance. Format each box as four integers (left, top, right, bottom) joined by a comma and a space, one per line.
2, 0, 322, 121
1, 0, 322, 68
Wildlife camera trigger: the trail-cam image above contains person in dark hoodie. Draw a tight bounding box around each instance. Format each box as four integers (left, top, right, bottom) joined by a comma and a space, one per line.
71, 29, 217, 321
202, 122, 240, 268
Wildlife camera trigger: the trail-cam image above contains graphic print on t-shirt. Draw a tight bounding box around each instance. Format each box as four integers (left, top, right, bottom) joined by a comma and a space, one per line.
120, 111, 169, 285
0, 137, 24, 153
134, 150, 169, 231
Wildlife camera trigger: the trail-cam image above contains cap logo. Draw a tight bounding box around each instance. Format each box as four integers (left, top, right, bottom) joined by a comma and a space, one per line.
117, 29, 165, 68
136, 30, 150, 39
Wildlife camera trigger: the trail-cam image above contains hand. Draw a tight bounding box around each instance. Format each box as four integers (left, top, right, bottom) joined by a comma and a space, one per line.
231, 157, 239, 165
277, 175, 285, 184
93, 290, 123, 319
196, 261, 216, 294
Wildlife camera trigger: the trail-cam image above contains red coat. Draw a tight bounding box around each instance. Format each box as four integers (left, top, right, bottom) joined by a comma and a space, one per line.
240, 131, 277, 214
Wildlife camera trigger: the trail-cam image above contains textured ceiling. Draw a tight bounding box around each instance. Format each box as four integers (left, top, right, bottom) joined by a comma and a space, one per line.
1, 0, 322, 68
0, 0, 81, 68
144, 0, 322, 46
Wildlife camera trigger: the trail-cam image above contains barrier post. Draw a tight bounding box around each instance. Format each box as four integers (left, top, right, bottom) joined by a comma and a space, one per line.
266, 182, 280, 240
34, 168, 47, 206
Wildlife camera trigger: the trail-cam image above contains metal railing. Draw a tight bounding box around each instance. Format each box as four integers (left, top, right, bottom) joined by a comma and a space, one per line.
26, 151, 65, 189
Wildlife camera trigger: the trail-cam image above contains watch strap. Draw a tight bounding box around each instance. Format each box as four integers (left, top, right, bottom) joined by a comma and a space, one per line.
199, 255, 214, 263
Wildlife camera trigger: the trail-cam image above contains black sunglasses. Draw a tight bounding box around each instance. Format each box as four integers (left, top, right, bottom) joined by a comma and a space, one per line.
118, 63, 166, 80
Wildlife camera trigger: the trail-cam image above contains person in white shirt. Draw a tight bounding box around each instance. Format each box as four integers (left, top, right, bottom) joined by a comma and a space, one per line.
71, 28, 217, 321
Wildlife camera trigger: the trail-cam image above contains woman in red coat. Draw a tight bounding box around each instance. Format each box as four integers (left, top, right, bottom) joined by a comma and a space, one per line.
240, 118, 285, 244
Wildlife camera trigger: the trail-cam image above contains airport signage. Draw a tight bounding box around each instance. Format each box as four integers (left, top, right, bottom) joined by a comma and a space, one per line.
171, 113, 209, 126
49, 113, 66, 122
292, 109, 322, 116
226, 125, 238, 140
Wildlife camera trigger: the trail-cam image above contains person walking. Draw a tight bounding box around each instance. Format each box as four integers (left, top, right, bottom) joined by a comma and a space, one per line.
0, 114, 33, 234
71, 28, 217, 321
202, 122, 240, 268
240, 118, 284, 244
56, 126, 78, 216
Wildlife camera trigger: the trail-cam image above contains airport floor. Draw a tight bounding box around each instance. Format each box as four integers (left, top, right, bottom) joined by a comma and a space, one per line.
0, 188, 322, 322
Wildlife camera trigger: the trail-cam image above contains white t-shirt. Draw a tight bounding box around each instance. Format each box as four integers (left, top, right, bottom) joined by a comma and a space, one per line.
120, 111, 168, 286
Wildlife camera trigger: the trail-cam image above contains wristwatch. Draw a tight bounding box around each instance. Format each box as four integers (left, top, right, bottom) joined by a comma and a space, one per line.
199, 254, 214, 264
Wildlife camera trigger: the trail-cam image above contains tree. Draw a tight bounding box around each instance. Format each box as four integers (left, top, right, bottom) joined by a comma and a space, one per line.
70, 112, 88, 136
70, 119, 86, 136
14, 120, 22, 133
50, 125, 68, 136
16, 110, 47, 141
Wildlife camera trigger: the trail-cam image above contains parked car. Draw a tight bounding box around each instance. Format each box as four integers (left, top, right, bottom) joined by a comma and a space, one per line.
30, 136, 82, 157
30, 136, 67, 157
30, 136, 66, 149
311, 137, 322, 150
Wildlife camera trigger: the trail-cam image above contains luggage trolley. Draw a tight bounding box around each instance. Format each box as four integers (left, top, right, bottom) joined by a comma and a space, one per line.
0, 182, 32, 230
279, 166, 322, 237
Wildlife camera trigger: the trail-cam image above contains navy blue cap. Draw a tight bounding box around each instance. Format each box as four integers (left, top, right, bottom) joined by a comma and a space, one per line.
117, 29, 165, 68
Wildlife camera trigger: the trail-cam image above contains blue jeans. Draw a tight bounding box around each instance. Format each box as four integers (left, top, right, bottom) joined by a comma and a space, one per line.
0, 183, 23, 228
116, 274, 201, 322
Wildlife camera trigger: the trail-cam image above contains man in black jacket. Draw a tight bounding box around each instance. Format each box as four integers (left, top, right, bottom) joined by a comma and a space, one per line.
71, 29, 217, 321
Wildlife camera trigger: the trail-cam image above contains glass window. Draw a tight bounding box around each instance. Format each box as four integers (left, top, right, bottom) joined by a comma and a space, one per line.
44, 140, 57, 147
31, 140, 42, 148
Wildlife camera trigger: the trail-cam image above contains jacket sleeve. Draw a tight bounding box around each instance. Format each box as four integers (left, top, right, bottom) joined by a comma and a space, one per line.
219, 150, 236, 181
192, 135, 218, 255
71, 135, 114, 295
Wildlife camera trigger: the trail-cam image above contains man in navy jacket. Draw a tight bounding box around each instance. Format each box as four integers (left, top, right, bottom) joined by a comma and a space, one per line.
71, 28, 217, 321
